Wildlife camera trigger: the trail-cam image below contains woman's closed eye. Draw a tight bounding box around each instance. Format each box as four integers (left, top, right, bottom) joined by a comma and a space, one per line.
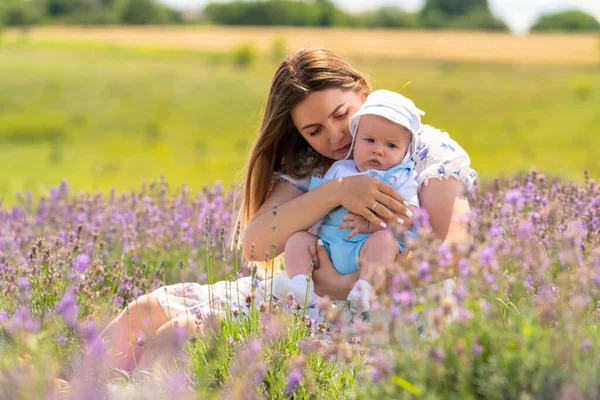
334, 110, 349, 120
309, 127, 322, 136
309, 111, 348, 135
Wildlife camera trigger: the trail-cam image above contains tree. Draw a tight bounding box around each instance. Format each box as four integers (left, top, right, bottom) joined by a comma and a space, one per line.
114, 0, 178, 24
422, 0, 488, 18
0, 0, 44, 27
531, 10, 600, 32
357, 7, 419, 29
420, 0, 507, 31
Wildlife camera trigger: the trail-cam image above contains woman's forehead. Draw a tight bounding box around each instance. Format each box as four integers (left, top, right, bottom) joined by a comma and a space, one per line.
292, 89, 361, 123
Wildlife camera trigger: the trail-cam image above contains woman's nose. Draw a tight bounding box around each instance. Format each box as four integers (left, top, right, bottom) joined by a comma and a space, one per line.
330, 126, 346, 143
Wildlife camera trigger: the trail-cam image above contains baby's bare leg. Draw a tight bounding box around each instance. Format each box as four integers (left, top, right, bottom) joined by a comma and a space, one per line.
348, 230, 399, 312
273, 231, 320, 303
358, 230, 400, 283
283, 231, 319, 278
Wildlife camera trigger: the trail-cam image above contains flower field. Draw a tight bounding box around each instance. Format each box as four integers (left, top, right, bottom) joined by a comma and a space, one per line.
1, 170, 599, 399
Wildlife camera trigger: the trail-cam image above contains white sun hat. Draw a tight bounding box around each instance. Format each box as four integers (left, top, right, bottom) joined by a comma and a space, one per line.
345, 89, 425, 160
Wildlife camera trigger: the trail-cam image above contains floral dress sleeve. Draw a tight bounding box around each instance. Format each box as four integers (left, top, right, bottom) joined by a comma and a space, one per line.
414, 124, 477, 191
273, 171, 311, 193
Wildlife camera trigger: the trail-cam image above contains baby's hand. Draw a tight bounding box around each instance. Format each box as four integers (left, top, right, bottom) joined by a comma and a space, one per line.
339, 212, 377, 240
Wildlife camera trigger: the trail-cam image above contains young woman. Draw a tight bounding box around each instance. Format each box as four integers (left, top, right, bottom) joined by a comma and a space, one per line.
95, 48, 476, 373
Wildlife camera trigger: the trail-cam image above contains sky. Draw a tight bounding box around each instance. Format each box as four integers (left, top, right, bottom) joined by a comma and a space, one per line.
163, 0, 600, 34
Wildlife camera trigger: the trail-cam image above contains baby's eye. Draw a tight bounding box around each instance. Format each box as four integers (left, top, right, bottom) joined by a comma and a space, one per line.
364, 138, 375, 143
387, 143, 397, 149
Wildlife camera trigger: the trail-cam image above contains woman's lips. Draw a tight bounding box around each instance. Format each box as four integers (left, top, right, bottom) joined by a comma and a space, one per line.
334, 144, 351, 154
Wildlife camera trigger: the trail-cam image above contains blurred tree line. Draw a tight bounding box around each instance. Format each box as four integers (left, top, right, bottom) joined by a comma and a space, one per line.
0, 0, 598, 32
530, 10, 600, 32
204, 0, 508, 30
0, 0, 182, 26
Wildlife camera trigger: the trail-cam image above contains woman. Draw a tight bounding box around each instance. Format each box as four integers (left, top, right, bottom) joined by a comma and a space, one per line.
96, 48, 475, 372
241, 48, 475, 299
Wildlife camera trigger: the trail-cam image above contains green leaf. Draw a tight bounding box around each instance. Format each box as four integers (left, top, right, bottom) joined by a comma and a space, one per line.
392, 375, 422, 396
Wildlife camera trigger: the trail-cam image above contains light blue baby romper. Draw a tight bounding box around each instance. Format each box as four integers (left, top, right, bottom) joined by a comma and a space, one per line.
309, 160, 419, 275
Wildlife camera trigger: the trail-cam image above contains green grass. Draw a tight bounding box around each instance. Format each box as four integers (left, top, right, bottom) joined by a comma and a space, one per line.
0, 40, 599, 202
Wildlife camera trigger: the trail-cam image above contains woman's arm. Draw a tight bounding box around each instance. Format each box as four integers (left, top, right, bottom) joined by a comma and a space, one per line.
243, 176, 412, 262
418, 177, 470, 245
415, 177, 471, 282
242, 180, 338, 261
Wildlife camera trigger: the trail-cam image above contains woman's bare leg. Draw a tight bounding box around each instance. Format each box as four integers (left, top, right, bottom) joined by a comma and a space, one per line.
100, 293, 170, 371
136, 313, 208, 370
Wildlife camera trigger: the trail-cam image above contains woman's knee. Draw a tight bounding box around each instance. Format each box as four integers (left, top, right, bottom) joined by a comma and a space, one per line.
127, 293, 169, 329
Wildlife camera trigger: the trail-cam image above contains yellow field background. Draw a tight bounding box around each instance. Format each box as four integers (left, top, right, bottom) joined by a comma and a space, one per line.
5, 26, 600, 64
0, 26, 599, 202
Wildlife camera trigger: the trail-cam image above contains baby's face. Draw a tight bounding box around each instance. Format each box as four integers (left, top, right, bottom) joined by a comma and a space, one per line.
353, 114, 412, 172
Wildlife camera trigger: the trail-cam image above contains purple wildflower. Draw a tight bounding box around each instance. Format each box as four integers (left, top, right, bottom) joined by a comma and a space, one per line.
429, 347, 445, 362
56, 289, 78, 325
73, 254, 91, 274
479, 245, 496, 268
505, 189, 522, 204
18, 277, 31, 294
285, 370, 302, 395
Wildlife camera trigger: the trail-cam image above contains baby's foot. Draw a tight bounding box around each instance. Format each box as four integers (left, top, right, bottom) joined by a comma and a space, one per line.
288, 275, 318, 305
347, 279, 374, 313
272, 273, 293, 299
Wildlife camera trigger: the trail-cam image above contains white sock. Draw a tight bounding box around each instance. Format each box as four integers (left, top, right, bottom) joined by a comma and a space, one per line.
272, 273, 293, 298
289, 274, 317, 305
347, 279, 375, 313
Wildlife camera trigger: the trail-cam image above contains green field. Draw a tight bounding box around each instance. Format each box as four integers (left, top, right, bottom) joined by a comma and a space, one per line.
0, 40, 599, 203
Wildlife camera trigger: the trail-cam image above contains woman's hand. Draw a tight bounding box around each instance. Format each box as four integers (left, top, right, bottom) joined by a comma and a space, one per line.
335, 175, 414, 230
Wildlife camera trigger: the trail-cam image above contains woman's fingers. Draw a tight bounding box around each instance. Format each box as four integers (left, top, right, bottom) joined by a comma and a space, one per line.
376, 182, 412, 217
339, 176, 411, 229
314, 239, 332, 271
308, 242, 317, 261
361, 206, 388, 230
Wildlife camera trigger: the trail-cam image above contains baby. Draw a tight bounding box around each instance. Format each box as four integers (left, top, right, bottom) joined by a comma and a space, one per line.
274, 90, 423, 312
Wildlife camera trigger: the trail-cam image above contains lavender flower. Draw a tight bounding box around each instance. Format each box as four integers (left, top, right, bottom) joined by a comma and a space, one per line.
73, 254, 91, 274
284, 370, 302, 395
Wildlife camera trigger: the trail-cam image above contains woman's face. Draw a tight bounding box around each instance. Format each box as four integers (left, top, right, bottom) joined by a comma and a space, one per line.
290, 89, 365, 161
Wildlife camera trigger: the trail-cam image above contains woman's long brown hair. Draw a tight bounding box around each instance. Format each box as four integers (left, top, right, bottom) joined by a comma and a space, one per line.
238, 48, 372, 227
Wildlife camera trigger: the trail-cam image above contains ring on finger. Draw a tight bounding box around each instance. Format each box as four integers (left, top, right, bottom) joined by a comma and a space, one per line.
371, 201, 381, 212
